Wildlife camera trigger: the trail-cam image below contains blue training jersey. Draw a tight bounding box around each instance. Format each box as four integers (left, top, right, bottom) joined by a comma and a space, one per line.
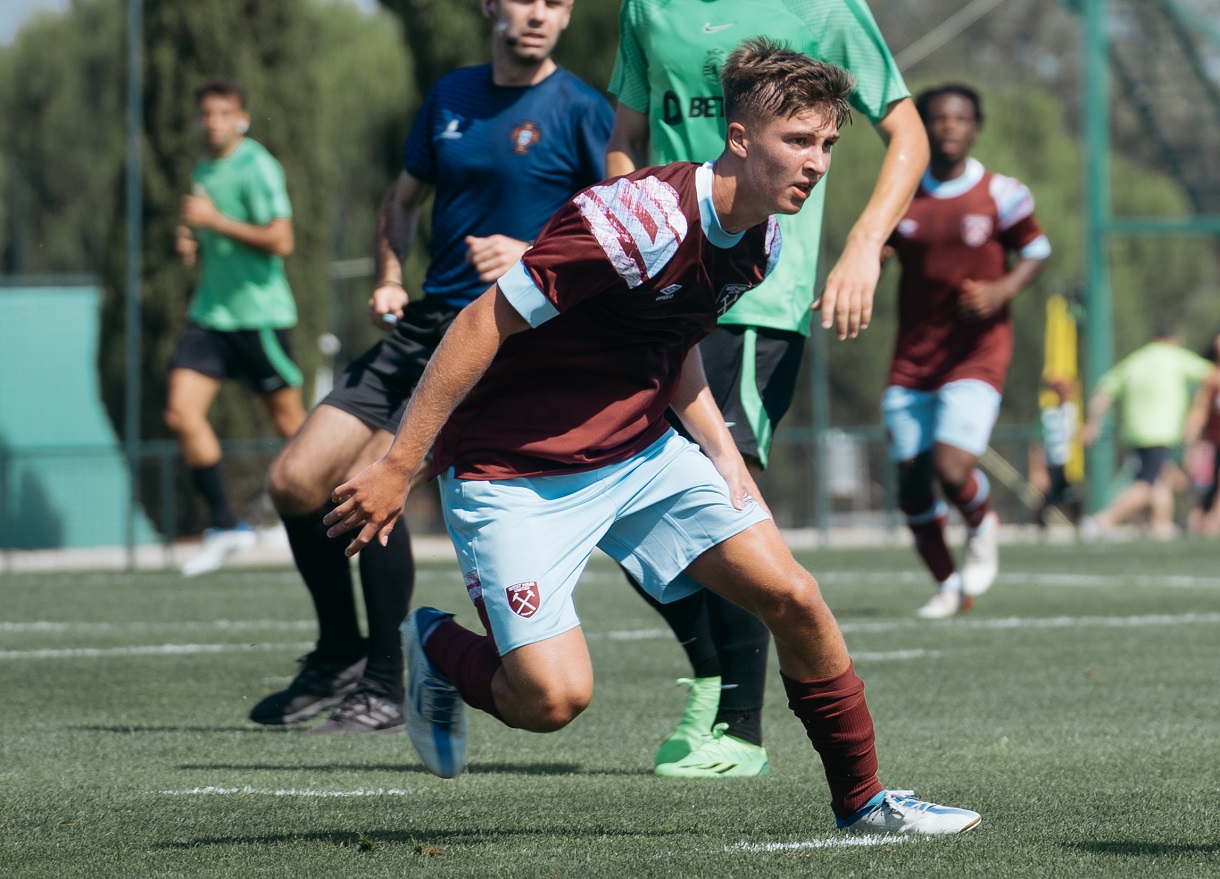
404, 64, 613, 308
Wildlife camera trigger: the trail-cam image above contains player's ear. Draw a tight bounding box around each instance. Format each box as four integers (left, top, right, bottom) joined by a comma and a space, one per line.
482, 0, 496, 19
726, 121, 748, 159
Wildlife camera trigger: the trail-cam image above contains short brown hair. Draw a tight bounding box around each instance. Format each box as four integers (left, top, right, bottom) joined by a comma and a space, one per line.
195, 77, 246, 108
721, 37, 854, 128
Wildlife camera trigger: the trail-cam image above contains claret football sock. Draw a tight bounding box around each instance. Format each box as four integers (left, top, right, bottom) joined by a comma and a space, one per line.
949, 469, 993, 530
424, 619, 505, 722
904, 501, 956, 583
781, 662, 883, 819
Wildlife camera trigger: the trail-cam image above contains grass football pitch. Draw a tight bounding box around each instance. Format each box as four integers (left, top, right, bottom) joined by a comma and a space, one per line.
2, 538, 1219, 878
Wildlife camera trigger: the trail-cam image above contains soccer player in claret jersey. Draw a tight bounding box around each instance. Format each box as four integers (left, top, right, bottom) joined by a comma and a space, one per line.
254, 0, 611, 734
605, 0, 927, 778
883, 84, 1050, 619
327, 40, 980, 835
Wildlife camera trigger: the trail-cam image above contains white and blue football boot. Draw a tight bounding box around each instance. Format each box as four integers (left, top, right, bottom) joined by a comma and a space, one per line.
837, 790, 981, 835
401, 607, 468, 779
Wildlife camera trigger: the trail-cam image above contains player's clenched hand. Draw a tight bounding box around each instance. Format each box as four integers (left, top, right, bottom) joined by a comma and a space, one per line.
324, 459, 413, 557
175, 225, 198, 267
182, 190, 220, 229
958, 278, 1010, 320
812, 243, 879, 341
465, 235, 530, 283
368, 283, 409, 330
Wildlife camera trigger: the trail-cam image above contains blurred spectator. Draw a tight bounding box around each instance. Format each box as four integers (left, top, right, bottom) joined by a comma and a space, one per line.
1080, 328, 1212, 540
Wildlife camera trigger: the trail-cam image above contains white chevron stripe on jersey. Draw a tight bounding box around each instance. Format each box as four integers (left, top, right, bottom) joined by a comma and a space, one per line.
989, 173, 1035, 230
577, 177, 687, 289
764, 216, 782, 278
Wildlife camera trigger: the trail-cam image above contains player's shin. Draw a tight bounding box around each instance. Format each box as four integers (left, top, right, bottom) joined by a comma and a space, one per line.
781, 662, 883, 819
424, 619, 506, 721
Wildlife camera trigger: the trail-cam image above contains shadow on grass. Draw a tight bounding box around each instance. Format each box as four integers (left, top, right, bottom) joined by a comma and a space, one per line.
155, 825, 674, 851
174, 761, 641, 776
1065, 841, 1220, 857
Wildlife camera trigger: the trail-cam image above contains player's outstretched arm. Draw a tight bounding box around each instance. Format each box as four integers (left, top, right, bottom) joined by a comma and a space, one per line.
325, 285, 529, 555
815, 98, 928, 340
605, 104, 650, 177
670, 347, 770, 516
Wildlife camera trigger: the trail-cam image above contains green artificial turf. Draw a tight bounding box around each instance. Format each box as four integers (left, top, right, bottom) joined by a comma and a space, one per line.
2, 539, 1218, 877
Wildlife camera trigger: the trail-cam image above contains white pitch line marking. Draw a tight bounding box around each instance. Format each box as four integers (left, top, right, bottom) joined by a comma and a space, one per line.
851, 649, 940, 662
0, 620, 316, 634
161, 786, 413, 798
0, 642, 311, 660
726, 833, 916, 852
838, 611, 1220, 635
814, 571, 1220, 590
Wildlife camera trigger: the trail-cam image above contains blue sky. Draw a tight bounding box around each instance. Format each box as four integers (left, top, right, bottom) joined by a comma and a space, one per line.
1, 0, 68, 44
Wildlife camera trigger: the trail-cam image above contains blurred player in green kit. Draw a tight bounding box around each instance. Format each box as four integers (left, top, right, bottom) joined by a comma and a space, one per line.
171, 78, 306, 576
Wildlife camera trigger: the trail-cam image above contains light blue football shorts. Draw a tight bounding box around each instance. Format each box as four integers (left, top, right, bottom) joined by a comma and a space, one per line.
438, 429, 772, 655
882, 379, 1002, 462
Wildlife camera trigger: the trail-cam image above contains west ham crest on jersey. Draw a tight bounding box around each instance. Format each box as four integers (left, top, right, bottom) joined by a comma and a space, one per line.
511, 121, 541, 154
716, 283, 751, 316
506, 581, 540, 618
961, 214, 993, 247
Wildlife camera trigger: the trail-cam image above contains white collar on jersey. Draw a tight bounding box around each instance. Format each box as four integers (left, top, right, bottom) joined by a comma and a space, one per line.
697, 162, 746, 248
921, 156, 984, 199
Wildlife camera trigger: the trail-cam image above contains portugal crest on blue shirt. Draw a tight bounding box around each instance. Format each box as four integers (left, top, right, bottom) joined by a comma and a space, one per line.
511, 121, 541, 154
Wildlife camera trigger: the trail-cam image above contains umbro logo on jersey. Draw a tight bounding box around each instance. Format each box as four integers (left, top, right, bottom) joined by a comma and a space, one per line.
438, 117, 464, 140
897, 218, 918, 237
703, 22, 734, 33
656, 284, 682, 301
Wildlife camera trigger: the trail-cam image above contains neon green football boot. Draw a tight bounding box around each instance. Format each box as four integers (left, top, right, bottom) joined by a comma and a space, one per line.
654, 722, 771, 778
653, 676, 721, 768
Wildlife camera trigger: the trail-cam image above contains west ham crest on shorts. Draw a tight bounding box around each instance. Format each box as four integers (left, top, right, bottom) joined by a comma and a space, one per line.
506, 581, 540, 618
960, 214, 993, 247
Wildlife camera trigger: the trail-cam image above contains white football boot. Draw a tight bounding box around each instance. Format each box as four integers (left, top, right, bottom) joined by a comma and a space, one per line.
916, 573, 964, 620
838, 790, 981, 835
961, 511, 999, 598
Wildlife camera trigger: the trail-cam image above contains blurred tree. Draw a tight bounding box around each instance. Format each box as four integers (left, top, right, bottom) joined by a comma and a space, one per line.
377, 0, 618, 97
0, 0, 125, 275
0, 0, 412, 532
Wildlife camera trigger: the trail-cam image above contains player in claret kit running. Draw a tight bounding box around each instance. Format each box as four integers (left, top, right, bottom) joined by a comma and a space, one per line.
882, 83, 1050, 619
327, 40, 980, 835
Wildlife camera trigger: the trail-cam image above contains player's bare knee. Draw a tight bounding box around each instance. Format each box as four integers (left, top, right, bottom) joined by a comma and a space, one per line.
518, 691, 590, 732
753, 570, 830, 636
266, 455, 324, 515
